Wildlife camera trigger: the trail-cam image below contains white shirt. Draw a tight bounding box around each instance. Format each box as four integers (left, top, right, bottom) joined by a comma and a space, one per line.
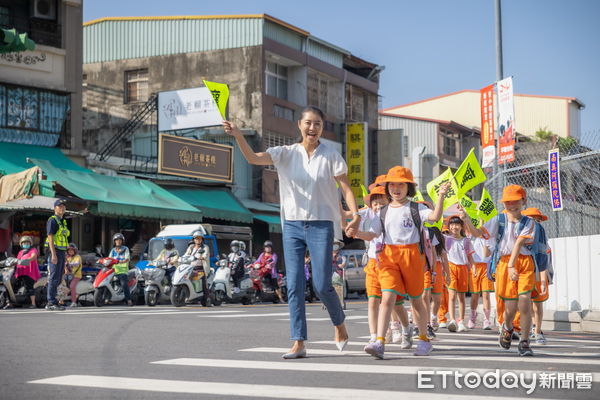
445, 236, 474, 265
482, 215, 535, 256
359, 207, 382, 259
267, 142, 347, 239
471, 237, 491, 264
366, 202, 432, 245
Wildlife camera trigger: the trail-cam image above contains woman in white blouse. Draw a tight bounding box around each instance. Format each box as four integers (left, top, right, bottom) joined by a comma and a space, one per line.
223, 106, 361, 359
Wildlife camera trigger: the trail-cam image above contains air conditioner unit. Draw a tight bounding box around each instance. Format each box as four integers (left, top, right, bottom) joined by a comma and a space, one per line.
31, 0, 57, 20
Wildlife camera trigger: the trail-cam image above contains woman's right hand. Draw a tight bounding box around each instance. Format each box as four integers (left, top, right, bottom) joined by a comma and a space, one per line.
223, 120, 241, 137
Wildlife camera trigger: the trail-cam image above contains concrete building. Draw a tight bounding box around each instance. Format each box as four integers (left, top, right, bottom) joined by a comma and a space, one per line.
382, 89, 585, 139
378, 113, 480, 190
82, 14, 381, 203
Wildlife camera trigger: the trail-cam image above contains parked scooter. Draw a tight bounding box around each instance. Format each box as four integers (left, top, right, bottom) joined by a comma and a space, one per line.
0, 257, 47, 308
92, 257, 142, 307
170, 255, 214, 307
57, 274, 95, 306
142, 260, 172, 306
211, 257, 255, 305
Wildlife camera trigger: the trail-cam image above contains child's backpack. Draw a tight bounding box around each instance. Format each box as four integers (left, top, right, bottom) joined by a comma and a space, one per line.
487, 213, 530, 281
526, 222, 553, 282
379, 202, 435, 271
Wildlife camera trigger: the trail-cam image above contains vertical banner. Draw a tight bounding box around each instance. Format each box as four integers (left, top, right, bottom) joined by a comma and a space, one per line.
346, 122, 368, 203
548, 148, 563, 211
480, 84, 496, 168
497, 77, 516, 164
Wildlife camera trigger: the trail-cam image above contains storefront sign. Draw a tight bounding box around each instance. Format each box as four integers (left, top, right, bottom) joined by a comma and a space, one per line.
158, 87, 223, 131
497, 77, 516, 165
480, 84, 496, 168
548, 148, 563, 211
346, 122, 368, 203
158, 134, 233, 182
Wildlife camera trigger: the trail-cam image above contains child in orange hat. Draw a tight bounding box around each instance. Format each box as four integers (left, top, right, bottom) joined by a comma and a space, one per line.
352, 166, 450, 357
461, 184, 545, 356
522, 207, 552, 345
468, 235, 495, 330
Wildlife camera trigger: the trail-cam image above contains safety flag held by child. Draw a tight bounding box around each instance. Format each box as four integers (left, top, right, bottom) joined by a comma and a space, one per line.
426, 168, 459, 210
477, 187, 498, 222
203, 80, 229, 119
454, 148, 487, 198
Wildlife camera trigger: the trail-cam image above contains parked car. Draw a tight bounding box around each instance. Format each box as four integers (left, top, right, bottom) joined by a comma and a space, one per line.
338, 249, 366, 297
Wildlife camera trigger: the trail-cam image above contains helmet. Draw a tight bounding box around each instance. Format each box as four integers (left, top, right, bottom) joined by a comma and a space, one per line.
113, 233, 125, 242
164, 238, 175, 249
263, 240, 273, 248
192, 230, 204, 239
19, 235, 33, 246
67, 243, 78, 253
239, 241, 246, 251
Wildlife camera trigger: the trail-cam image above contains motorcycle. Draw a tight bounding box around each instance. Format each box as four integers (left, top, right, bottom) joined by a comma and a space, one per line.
211, 257, 255, 305
170, 255, 214, 307
248, 261, 281, 304
92, 257, 142, 307
142, 260, 171, 306
56, 274, 95, 306
0, 257, 47, 308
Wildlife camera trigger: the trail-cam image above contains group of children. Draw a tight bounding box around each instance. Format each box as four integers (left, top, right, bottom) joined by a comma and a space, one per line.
351, 165, 552, 358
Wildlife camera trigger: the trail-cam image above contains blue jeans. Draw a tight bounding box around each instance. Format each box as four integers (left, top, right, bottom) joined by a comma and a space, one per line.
283, 220, 345, 341
115, 273, 131, 302
47, 250, 66, 305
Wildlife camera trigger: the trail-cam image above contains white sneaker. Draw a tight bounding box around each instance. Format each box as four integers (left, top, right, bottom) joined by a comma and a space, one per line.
400, 325, 414, 349
391, 328, 402, 344
457, 321, 468, 332
385, 328, 393, 344
431, 315, 439, 331
447, 320, 458, 332
439, 321, 448, 329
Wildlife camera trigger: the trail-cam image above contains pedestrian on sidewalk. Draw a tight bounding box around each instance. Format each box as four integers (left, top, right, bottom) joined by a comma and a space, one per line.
44, 199, 70, 311
224, 106, 359, 359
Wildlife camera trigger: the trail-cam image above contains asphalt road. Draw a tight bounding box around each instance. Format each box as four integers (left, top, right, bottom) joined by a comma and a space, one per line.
0, 301, 599, 400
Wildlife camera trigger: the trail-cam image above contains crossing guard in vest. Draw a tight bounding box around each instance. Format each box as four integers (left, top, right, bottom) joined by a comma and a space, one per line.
45, 199, 70, 310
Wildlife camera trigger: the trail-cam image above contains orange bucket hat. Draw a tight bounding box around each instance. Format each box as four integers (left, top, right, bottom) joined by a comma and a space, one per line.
364, 185, 387, 206
501, 184, 526, 202
522, 207, 548, 221
382, 166, 416, 185
368, 174, 388, 191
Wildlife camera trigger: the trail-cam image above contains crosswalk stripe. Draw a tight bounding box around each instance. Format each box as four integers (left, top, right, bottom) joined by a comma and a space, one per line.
358, 333, 600, 345
199, 312, 299, 318
28, 375, 548, 400
151, 357, 600, 381
239, 347, 600, 366
355, 336, 600, 349
278, 316, 368, 322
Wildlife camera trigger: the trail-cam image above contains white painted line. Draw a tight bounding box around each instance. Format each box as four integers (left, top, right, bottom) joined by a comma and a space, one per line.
433, 332, 600, 345
278, 316, 368, 322
121, 310, 245, 316
28, 375, 545, 400
151, 358, 600, 381
350, 337, 600, 349
239, 347, 600, 365
199, 312, 297, 318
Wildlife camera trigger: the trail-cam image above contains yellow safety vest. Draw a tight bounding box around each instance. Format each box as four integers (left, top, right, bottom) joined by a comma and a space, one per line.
44, 215, 70, 251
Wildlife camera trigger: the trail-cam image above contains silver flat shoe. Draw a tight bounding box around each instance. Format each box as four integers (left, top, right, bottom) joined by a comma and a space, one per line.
282, 349, 307, 359
336, 339, 348, 352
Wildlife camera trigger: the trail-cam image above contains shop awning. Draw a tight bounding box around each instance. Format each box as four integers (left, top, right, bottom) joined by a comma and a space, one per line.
167, 187, 254, 224
31, 159, 202, 222
253, 213, 282, 234
0, 143, 88, 176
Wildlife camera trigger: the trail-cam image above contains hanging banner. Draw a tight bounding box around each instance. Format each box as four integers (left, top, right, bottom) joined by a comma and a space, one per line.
346, 122, 368, 203
477, 188, 498, 222
480, 84, 496, 168
454, 147, 487, 198
548, 148, 563, 211
497, 77, 516, 165
426, 168, 459, 210
202, 80, 229, 119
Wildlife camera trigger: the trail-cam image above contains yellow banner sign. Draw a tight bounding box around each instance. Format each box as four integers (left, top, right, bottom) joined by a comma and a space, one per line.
346, 123, 367, 203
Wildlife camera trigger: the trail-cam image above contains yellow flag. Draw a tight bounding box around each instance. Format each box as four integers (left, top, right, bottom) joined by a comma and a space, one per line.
413, 190, 425, 202
425, 217, 443, 230
360, 184, 368, 198
426, 168, 459, 210
454, 148, 487, 198
477, 188, 498, 222
202, 80, 229, 119
464, 206, 482, 228
459, 195, 477, 211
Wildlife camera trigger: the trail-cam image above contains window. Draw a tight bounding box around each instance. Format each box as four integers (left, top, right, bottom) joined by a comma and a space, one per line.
308, 72, 329, 114
265, 62, 288, 100
443, 135, 457, 157
0, 7, 10, 27
125, 69, 148, 103
273, 104, 294, 121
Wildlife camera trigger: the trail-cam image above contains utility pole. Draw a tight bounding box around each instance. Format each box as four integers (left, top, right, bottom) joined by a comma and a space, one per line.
493, 0, 504, 190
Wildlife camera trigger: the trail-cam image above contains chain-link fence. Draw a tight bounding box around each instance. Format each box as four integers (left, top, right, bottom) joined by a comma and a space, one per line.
484, 132, 600, 239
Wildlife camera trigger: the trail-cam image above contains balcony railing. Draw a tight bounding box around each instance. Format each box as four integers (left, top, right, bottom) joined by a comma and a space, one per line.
1, 16, 62, 49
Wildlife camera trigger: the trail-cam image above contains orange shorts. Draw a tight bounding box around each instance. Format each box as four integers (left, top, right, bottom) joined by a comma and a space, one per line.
424, 261, 444, 295
365, 258, 406, 304
495, 254, 535, 301
470, 263, 495, 294
532, 277, 549, 303
378, 243, 426, 299
448, 262, 469, 293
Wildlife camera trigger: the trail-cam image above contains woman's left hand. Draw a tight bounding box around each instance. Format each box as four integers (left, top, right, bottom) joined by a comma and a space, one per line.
345, 218, 360, 238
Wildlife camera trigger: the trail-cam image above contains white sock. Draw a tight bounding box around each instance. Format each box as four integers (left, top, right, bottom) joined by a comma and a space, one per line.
370, 333, 377, 341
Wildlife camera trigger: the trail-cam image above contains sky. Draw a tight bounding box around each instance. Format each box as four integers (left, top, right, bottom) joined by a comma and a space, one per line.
84, 0, 600, 140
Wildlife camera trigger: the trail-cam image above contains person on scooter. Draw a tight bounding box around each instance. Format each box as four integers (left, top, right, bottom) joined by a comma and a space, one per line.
65, 243, 83, 308
108, 233, 133, 306
227, 240, 247, 291
4, 236, 41, 309
155, 238, 179, 284
256, 240, 285, 303
44, 199, 70, 311
184, 231, 211, 306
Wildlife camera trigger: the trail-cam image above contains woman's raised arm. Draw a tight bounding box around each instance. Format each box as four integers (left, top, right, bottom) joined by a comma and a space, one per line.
223, 121, 273, 166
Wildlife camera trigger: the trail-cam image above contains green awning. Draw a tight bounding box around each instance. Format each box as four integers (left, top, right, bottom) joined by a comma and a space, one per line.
0, 143, 89, 176
168, 187, 254, 224
31, 159, 202, 222
254, 213, 282, 234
